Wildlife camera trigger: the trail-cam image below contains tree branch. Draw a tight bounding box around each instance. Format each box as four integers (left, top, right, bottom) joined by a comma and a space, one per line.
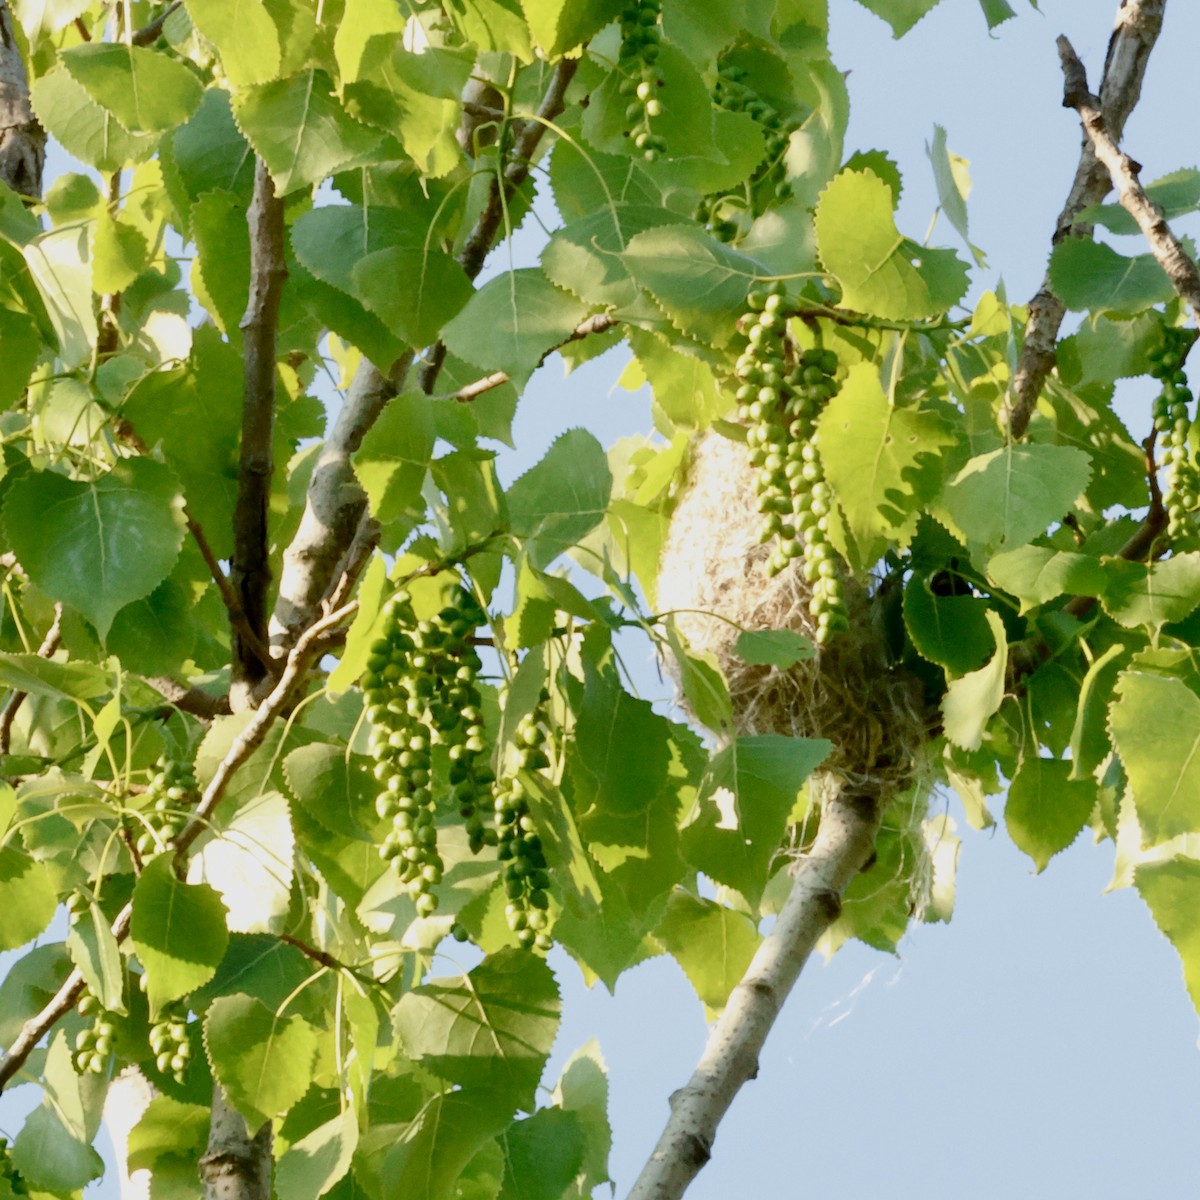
130, 0, 179, 46
1057, 35, 1200, 322
145, 676, 232, 720
200, 1084, 271, 1200
0, 0, 44, 200
0, 601, 354, 1094
627, 784, 883, 1200
269, 57, 582, 657
1002, 0, 1165, 440
231, 159, 287, 709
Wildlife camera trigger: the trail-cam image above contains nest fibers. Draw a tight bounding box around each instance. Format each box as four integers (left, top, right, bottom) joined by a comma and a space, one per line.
656, 429, 928, 802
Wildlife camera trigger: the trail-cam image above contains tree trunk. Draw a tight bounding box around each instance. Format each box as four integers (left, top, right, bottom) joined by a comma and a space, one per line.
198, 1086, 272, 1200
0, 0, 43, 199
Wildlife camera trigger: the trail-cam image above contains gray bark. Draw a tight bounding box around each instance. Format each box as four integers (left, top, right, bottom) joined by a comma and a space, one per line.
0, 0, 43, 199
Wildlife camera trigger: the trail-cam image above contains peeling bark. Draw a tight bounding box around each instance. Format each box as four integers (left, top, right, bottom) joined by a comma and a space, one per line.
0, 0, 43, 199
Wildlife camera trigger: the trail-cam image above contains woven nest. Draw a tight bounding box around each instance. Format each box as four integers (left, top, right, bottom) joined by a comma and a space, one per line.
657, 429, 928, 802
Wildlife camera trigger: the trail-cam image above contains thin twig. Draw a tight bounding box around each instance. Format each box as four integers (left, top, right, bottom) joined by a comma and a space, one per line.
0, 605, 61, 754
231, 159, 287, 708
1003, 0, 1165, 440
146, 676, 232, 719
1057, 35, 1200, 322
130, 0, 180, 45
175, 600, 357, 858
448, 312, 621, 402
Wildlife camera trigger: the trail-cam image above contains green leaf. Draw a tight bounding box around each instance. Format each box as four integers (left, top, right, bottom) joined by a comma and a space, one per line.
520, 0, 622, 56
381, 1090, 512, 1200
23, 225, 97, 365
3, 458, 187, 639
392, 949, 560, 1112
0, 652, 109, 700
902, 576, 994, 676
814, 169, 969, 318
541, 205, 687, 311
191, 933, 315, 1013
0, 843, 56, 951
91, 211, 148, 294
1110, 671, 1200, 845
1135, 856, 1200, 1017
938, 444, 1091, 555
497, 1108, 587, 1200
621, 225, 766, 346
284, 744, 377, 841
1048, 238, 1175, 312
977, 0, 1017, 27
941, 610, 1007, 751
12, 1099, 103, 1192
352, 392, 435, 526
106, 575, 199, 678
926, 124, 981, 263
1004, 757, 1097, 872
656, 891, 760, 1011
205, 994, 320, 1130
551, 1041, 611, 1192
852, 0, 945, 36
185, 0, 282, 85
0, 945, 71, 1046
191, 189, 251, 337
986, 545, 1108, 613
61, 43, 203, 134
683, 735, 830, 905
1069, 642, 1127, 781
442, 269, 591, 389
66, 896, 125, 1012
1082, 168, 1200, 236
276, 1109, 358, 1200
167, 88, 256, 218
817, 363, 957, 564
1102, 554, 1200, 631
507, 429, 612, 567
122, 327, 241, 559
0, 308, 41, 409
188, 792, 294, 935
233, 69, 383, 196
31, 64, 158, 172
131, 855, 229, 1016
732, 629, 813, 669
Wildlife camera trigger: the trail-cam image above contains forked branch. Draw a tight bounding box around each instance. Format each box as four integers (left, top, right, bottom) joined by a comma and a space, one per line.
1003, 0, 1165, 440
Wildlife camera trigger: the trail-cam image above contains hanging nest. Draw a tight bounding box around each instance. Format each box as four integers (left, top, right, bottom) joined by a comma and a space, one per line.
656, 429, 929, 804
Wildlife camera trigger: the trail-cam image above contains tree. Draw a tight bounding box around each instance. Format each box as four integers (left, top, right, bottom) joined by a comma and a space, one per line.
0, 0, 1196, 1197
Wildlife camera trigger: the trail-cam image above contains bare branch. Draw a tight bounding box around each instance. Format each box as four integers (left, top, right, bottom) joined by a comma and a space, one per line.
1002, 0, 1165, 440
628, 785, 883, 1200
269, 353, 412, 655
231, 159, 287, 709
0, 605, 61, 754
0, 0, 44, 200
1058, 35, 1200, 321
145, 676, 232, 720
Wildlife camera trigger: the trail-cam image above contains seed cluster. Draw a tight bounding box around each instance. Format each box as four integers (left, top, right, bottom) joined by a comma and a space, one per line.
494, 702, 554, 952
134, 755, 198, 860
734, 286, 848, 642
73, 989, 116, 1075
699, 64, 797, 242
149, 1001, 192, 1085
1151, 325, 1198, 538
365, 585, 493, 917
617, 0, 665, 162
